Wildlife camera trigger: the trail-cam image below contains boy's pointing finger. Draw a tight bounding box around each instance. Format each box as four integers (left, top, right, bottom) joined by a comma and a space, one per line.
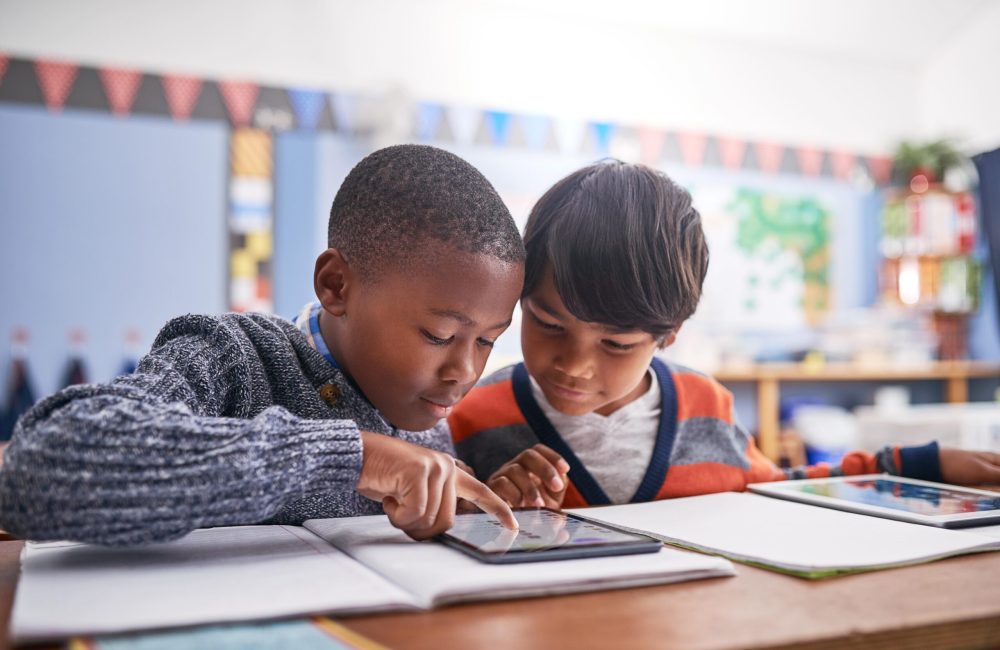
456, 472, 519, 531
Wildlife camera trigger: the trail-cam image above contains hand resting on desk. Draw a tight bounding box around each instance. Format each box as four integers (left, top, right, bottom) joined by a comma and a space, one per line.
940, 448, 1000, 486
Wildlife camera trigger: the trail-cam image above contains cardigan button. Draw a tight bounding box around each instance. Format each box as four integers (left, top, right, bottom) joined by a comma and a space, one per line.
319, 382, 341, 407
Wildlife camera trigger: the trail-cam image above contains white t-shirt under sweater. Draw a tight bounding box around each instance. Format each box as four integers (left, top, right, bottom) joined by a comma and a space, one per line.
530, 370, 661, 504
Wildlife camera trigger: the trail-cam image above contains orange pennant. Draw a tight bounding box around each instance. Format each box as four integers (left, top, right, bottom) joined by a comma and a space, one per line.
866, 156, 893, 186
677, 132, 707, 166
98, 67, 142, 116
637, 127, 666, 166
754, 142, 784, 173
717, 136, 746, 169
34, 59, 78, 112
831, 151, 856, 180
796, 147, 823, 176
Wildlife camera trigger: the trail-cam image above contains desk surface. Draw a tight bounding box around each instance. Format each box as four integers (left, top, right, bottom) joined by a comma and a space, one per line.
1, 539, 999, 649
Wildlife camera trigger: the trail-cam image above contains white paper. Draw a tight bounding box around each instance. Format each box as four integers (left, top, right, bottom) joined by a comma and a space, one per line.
11, 525, 417, 643
568, 492, 1000, 574
304, 515, 735, 608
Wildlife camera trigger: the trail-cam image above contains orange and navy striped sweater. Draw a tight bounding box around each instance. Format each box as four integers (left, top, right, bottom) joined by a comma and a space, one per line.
449, 359, 942, 508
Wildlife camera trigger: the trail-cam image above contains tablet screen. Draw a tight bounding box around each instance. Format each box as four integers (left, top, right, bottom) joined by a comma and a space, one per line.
444, 508, 648, 554
791, 478, 1000, 516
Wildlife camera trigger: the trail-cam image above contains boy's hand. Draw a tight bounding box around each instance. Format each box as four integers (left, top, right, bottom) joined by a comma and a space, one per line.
939, 448, 1000, 486
356, 431, 518, 540
487, 444, 570, 509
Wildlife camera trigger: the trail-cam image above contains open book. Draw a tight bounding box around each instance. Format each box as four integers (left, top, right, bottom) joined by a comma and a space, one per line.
569, 492, 1000, 579
11, 514, 734, 644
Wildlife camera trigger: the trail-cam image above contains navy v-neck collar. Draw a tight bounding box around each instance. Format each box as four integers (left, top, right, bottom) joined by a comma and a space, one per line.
510, 358, 678, 505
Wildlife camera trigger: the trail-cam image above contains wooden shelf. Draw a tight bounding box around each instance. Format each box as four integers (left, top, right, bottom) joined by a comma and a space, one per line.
712, 360, 1000, 462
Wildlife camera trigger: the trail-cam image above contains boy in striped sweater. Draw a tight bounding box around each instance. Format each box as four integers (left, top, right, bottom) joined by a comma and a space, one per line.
449, 161, 1000, 509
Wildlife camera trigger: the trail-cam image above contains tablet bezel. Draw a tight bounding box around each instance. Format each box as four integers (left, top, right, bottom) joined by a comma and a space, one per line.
438, 507, 663, 564
748, 474, 1000, 528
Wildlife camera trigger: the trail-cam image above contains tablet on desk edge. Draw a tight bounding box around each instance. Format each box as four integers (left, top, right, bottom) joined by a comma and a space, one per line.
748, 474, 1000, 528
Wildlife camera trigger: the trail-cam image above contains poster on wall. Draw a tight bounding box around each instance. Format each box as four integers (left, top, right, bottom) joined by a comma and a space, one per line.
694, 186, 831, 331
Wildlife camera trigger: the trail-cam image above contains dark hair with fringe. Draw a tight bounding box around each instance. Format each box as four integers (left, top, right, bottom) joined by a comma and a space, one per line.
523, 160, 708, 339
328, 144, 524, 278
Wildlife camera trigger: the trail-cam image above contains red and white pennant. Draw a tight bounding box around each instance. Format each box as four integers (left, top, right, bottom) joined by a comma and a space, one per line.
34, 59, 78, 112
99, 67, 142, 116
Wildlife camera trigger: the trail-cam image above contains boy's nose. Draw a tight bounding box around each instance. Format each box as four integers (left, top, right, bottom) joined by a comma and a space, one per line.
440, 347, 478, 385
553, 341, 595, 380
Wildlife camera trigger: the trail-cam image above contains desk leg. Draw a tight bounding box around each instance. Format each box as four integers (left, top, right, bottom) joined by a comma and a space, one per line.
757, 378, 780, 463
946, 377, 968, 404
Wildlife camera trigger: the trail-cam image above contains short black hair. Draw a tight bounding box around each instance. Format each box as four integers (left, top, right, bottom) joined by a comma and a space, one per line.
328, 144, 524, 278
523, 160, 709, 339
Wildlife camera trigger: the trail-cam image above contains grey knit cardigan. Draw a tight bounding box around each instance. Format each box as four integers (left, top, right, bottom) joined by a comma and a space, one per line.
0, 313, 454, 546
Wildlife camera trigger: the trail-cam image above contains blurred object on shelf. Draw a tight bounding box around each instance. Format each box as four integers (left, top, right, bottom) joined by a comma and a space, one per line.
1, 328, 38, 442
792, 405, 859, 465
120, 328, 142, 376
778, 428, 807, 469
880, 139, 981, 363
855, 402, 1000, 453
932, 312, 970, 361
872, 385, 911, 414
60, 328, 89, 388
891, 139, 971, 191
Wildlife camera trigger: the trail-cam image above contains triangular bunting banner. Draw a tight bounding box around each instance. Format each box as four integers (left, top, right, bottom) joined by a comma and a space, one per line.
831, 151, 856, 180
754, 142, 784, 173
637, 127, 666, 166
288, 88, 326, 131
591, 122, 615, 156
98, 67, 142, 116
219, 80, 259, 128
34, 59, 78, 111
446, 106, 481, 145
485, 110, 511, 145
330, 94, 357, 133
553, 118, 586, 155
796, 147, 824, 176
717, 136, 747, 169
866, 155, 893, 186
161, 75, 203, 121
415, 102, 444, 141
0, 54, 9, 87
520, 115, 551, 149
677, 131, 707, 166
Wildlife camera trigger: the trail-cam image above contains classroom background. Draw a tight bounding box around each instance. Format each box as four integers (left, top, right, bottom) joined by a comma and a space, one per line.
2, 0, 999, 467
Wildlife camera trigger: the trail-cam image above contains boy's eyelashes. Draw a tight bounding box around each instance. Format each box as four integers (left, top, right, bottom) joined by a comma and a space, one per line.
602, 339, 639, 352
528, 308, 644, 352
527, 310, 564, 332
420, 329, 496, 348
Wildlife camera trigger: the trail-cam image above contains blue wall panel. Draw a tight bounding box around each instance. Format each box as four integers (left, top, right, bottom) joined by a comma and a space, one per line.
0, 105, 228, 398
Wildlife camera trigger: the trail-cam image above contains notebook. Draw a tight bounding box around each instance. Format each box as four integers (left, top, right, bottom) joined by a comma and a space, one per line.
568, 491, 1000, 579
11, 515, 734, 644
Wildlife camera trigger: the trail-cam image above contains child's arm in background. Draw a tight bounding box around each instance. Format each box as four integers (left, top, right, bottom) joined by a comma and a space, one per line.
740, 423, 1000, 486
0, 328, 514, 545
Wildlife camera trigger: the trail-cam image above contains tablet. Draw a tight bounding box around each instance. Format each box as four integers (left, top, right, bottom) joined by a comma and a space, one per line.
438, 508, 662, 563
748, 474, 1000, 528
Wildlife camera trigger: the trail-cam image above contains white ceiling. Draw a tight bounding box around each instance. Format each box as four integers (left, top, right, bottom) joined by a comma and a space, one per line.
502, 0, 992, 68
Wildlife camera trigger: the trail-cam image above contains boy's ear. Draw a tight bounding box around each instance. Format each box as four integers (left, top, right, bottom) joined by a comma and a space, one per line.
658, 325, 682, 349
314, 248, 353, 317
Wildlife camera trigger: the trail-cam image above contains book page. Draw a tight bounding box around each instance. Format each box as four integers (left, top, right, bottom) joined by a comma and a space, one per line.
304, 514, 734, 609
568, 492, 1000, 577
11, 525, 418, 643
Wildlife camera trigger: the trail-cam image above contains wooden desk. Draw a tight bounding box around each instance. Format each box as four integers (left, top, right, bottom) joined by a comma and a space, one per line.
2, 540, 999, 649
714, 361, 1000, 462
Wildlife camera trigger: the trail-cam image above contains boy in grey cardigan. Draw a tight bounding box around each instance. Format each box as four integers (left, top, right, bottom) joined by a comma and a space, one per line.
0, 145, 524, 546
